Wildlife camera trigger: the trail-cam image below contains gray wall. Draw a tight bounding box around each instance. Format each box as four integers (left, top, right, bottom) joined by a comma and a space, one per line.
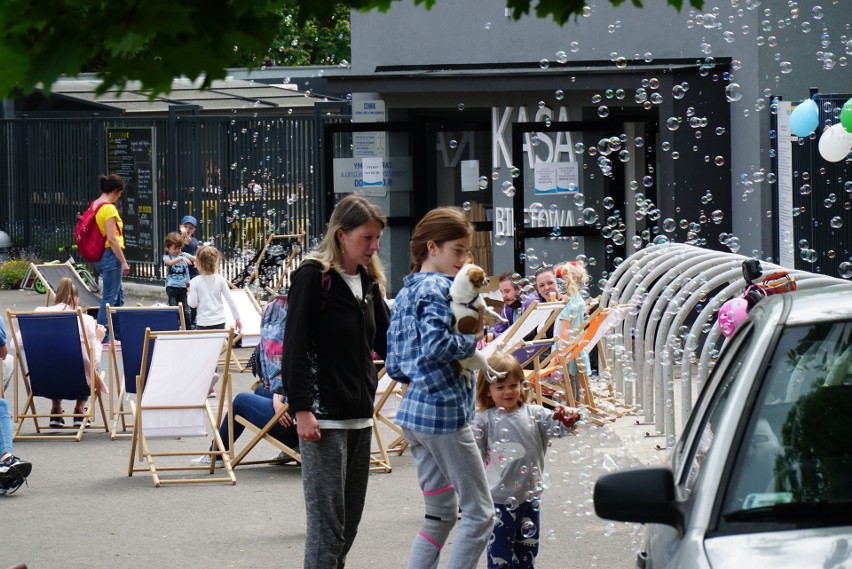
350, 0, 851, 260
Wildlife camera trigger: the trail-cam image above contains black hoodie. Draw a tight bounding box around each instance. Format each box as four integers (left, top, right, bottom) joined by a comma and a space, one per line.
282, 260, 389, 421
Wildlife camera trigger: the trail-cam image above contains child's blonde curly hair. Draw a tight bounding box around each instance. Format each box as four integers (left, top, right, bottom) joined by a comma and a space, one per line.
558, 262, 588, 297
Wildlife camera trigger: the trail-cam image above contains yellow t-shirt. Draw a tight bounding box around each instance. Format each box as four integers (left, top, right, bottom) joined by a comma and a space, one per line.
94, 203, 124, 249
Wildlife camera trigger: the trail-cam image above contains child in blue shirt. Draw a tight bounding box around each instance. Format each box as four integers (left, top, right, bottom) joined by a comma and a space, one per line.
163, 231, 194, 325
386, 207, 494, 569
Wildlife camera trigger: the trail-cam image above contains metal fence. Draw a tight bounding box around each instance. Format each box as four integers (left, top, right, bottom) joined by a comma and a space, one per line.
0, 106, 349, 289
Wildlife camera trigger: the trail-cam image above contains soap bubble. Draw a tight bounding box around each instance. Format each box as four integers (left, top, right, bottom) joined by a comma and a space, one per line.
521, 520, 537, 538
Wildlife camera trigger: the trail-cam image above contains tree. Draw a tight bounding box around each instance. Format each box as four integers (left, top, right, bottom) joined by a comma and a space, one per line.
0, 0, 702, 99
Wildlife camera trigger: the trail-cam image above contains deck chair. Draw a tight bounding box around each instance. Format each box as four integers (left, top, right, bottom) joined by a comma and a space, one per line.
480, 300, 564, 369
28, 262, 101, 311
107, 306, 185, 438
369, 363, 399, 472
223, 287, 263, 371
531, 305, 630, 423
128, 329, 236, 487
7, 309, 109, 441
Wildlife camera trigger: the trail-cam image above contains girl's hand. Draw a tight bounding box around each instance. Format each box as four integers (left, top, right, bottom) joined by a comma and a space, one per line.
234, 319, 243, 334
296, 410, 321, 441
554, 405, 581, 429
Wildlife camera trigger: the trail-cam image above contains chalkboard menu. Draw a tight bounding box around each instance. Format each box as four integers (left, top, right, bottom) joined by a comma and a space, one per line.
106, 127, 157, 264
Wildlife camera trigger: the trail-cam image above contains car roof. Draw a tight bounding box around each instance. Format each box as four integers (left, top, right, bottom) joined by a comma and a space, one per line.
779, 285, 852, 326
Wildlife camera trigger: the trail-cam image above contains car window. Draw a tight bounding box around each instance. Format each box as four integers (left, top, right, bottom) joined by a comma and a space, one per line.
677, 325, 754, 495
721, 320, 852, 518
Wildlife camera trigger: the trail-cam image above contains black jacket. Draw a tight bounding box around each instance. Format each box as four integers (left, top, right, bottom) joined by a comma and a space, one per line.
282, 260, 389, 421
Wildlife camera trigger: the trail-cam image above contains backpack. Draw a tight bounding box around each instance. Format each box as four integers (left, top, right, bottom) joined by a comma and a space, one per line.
74, 201, 112, 262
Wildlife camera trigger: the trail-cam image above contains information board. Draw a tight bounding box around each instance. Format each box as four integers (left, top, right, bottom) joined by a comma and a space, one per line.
106, 127, 157, 263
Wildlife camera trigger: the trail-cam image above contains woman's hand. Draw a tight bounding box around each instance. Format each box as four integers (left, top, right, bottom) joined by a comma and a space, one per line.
121, 261, 130, 275
272, 396, 293, 428
296, 410, 321, 441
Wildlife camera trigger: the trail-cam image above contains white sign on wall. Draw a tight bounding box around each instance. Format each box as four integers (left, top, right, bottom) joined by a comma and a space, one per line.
353, 99, 387, 158
776, 101, 795, 269
332, 157, 413, 196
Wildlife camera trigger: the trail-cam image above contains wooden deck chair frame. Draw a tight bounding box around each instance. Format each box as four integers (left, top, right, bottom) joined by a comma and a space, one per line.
230, 401, 301, 468
529, 304, 632, 425
222, 286, 263, 372
7, 309, 109, 441
28, 262, 101, 311
107, 305, 186, 439
128, 328, 236, 487
368, 363, 400, 472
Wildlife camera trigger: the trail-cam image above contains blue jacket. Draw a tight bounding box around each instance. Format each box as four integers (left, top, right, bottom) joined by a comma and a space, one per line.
386, 273, 477, 434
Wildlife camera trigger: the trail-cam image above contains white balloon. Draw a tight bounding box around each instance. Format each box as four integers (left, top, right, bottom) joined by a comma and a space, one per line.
818, 124, 852, 163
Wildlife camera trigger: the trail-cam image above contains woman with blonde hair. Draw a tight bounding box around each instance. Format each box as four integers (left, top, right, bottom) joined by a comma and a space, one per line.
34, 278, 107, 427
283, 194, 390, 569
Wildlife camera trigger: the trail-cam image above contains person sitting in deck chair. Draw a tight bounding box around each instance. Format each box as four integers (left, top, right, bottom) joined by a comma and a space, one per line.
20, 278, 109, 427
191, 295, 297, 466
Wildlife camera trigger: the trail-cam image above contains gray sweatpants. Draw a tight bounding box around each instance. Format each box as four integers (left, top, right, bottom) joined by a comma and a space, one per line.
402, 425, 495, 569
300, 427, 372, 569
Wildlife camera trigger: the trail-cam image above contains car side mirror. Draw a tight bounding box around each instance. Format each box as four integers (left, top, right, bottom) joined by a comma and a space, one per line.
594, 466, 684, 533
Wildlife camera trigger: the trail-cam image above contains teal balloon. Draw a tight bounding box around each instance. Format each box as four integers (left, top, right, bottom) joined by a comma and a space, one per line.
790, 98, 819, 137
841, 98, 852, 134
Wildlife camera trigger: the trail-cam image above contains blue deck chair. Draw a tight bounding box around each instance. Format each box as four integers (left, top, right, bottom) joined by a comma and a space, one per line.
107, 305, 185, 439
7, 309, 109, 441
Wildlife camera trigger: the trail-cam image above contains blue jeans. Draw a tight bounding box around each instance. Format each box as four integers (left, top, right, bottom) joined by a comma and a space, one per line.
96, 248, 125, 341
488, 502, 540, 569
216, 386, 298, 451
0, 398, 14, 457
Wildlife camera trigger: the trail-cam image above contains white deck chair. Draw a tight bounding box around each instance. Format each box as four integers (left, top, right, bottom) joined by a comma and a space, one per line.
223, 288, 263, 371
128, 329, 236, 487
480, 300, 564, 365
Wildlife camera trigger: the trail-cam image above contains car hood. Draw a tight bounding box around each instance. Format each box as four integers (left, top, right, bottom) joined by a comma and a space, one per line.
705, 526, 852, 569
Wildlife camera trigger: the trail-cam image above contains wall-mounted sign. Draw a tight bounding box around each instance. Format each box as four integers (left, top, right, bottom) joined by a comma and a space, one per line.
332, 157, 412, 196
106, 127, 157, 264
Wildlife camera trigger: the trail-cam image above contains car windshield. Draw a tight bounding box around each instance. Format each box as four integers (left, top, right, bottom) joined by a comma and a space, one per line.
721, 320, 852, 520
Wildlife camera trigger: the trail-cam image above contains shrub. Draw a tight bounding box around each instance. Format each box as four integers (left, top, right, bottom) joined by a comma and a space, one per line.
0, 259, 31, 289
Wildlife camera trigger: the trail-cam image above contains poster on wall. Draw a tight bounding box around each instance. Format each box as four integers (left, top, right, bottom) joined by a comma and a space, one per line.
534, 161, 579, 194
106, 127, 157, 264
460, 160, 480, 192
776, 101, 795, 269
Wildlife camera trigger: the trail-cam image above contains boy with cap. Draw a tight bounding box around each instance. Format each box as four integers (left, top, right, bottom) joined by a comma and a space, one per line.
180, 215, 201, 328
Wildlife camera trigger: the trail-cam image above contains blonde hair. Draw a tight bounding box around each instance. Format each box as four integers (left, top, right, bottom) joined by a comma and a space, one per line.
54, 277, 79, 307
409, 207, 473, 273
196, 246, 219, 275
476, 352, 530, 410
163, 231, 183, 250
559, 262, 588, 297
308, 194, 387, 287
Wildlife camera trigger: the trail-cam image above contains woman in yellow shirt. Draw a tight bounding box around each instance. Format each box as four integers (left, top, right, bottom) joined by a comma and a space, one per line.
92, 174, 129, 343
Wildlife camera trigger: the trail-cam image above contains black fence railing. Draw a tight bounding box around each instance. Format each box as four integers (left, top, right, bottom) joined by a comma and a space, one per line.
0, 108, 349, 289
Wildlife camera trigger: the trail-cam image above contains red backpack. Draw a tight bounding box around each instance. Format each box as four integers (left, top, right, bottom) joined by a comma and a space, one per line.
74, 201, 112, 262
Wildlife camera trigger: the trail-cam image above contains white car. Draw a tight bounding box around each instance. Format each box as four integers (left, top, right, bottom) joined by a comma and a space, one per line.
594, 288, 852, 569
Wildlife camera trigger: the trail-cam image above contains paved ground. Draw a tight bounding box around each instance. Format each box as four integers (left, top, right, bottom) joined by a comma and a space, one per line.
1, 287, 665, 569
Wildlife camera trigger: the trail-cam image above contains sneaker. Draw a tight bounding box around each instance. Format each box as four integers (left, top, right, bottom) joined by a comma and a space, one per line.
271, 450, 298, 465
73, 410, 89, 427
49, 411, 65, 428
0, 455, 32, 496
190, 455, 223, 467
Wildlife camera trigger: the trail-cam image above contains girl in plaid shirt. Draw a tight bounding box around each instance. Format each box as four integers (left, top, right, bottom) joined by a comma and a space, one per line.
386, 207, 494, 569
